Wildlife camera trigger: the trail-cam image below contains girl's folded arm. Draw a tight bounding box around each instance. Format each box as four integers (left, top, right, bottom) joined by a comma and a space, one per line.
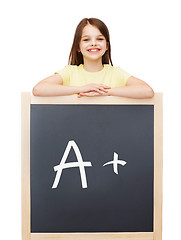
108, 76, 154, 99
32, 74, 81, 97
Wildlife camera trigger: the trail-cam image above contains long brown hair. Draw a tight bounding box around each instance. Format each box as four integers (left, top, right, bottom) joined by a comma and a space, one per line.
68, 18, 113, 66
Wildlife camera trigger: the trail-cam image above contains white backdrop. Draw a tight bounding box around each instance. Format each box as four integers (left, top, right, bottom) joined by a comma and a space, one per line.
0, 0, 180, 239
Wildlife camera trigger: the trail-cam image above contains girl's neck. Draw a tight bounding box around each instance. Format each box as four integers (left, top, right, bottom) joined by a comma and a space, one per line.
83, 59, 104, 72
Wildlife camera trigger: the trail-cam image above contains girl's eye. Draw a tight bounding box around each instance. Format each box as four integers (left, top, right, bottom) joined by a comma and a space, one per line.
82, 38, 104, 42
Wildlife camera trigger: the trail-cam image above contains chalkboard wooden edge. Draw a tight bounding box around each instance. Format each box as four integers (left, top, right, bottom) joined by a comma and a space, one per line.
154, 93, 163, 240
31, 232, 154, 240
30, 93, 162, 105
21, 92, 163, 240
21, 92, 31, 240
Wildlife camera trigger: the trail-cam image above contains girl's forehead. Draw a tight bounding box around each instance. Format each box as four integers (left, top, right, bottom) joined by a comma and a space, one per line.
82, 24, 102, 36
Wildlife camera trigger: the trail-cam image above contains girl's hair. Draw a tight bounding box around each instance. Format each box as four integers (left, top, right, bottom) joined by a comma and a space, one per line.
68, 18, 113, 66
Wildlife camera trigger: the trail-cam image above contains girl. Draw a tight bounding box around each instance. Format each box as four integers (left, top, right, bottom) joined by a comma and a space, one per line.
33, 18, 154, 98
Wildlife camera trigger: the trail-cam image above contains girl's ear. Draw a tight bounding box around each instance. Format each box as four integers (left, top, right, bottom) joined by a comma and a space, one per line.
106, 42, 109, 51
77, 46, 81, 52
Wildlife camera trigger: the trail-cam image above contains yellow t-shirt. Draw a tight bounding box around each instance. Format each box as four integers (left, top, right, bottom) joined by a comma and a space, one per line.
55, 64, 132, 88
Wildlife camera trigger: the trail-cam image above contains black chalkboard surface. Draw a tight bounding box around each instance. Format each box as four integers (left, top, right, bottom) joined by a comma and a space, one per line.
30, 104, 154, 233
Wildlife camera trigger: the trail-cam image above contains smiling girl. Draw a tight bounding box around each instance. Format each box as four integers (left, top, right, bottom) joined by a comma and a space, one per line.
33, 18, 154, 98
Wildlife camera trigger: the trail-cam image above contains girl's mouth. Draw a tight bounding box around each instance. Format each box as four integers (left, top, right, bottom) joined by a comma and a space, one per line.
87, 48, 100, 52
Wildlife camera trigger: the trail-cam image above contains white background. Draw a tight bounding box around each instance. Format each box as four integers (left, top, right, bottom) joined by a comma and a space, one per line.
0, 0, 180, 239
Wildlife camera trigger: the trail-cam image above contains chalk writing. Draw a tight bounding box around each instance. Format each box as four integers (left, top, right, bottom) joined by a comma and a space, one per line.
52, 140, 92, 189
52, 141, 127, 189
103, 152, 127, 174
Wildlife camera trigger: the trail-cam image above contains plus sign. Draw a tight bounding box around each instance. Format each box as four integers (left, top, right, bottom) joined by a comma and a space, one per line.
103, 152, 127, 174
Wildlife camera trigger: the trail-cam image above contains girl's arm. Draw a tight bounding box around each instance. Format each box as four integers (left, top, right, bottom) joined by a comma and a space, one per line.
32, 74, 81, 96
32, 74, 110, 96
78, 76, 154, 99
108, 76, 154, 98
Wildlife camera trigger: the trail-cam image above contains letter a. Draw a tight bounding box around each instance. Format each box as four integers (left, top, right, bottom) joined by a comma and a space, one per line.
52, 140, 92, 189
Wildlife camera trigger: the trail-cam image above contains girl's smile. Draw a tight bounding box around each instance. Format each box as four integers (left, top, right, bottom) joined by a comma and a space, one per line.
87, 48, 101, 52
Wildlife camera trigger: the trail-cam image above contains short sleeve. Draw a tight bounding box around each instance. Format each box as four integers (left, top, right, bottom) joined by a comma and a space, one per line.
55, 65, 70, 86
114, 67, 132, 87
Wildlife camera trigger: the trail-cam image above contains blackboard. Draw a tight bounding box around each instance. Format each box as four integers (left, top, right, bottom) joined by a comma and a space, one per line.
30, 104, 154, 233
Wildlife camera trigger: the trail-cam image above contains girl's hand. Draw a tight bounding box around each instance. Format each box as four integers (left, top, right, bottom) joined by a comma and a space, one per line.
77, 91, 110, 98
79, 84, 111, 94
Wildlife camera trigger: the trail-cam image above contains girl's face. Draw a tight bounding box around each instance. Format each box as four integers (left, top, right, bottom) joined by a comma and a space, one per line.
79, 24, 108, 63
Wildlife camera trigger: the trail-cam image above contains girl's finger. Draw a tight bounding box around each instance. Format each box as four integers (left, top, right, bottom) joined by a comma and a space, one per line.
99, 87, 108, 92
92, 88, 102, 94
92, 88, 106, 94
83, 92, 100, 97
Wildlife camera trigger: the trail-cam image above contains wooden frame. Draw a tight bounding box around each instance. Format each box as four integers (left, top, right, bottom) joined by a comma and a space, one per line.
21, 93, 163, 240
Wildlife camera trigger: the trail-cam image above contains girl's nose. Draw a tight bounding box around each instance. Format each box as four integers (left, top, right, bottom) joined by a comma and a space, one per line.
90, 39, 96, 46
